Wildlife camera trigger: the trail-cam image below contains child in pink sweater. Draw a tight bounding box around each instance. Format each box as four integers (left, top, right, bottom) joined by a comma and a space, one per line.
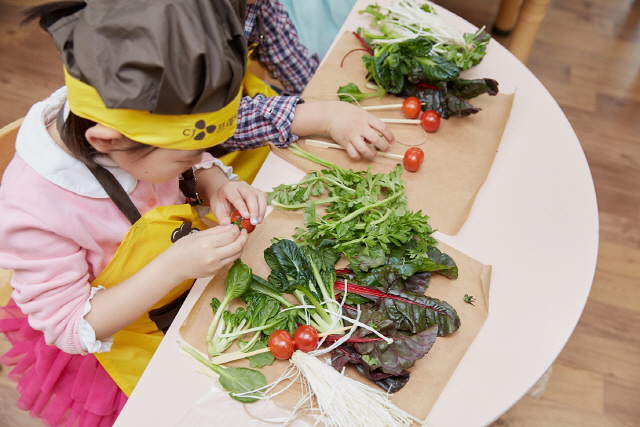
0, 1, 265, 425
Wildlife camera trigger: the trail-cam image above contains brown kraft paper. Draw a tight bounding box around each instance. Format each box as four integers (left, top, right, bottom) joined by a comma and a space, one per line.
179, 209, 490, 423
271, 32, 515, 236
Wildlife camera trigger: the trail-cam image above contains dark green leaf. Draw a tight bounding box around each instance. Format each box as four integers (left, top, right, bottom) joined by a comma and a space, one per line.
413, 55, 460, 81
401, 78, 498, 119
225, 259, 252, 299
263, 310, 298, 336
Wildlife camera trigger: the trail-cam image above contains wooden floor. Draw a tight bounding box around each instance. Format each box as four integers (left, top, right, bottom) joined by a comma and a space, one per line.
1, 0, 639, 426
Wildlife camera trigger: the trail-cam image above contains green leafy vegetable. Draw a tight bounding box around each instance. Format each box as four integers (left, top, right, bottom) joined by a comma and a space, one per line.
361, 38, 460, 94
206, 259, 252, 356
337, 82, 387, 103
207, 300, 247, 356
270, 145, 441, 267
401, 78, 499, 119
181, 345, 266, 403
338, 1, 498, 117
357, 1, 489, 72
244, 341, 275, 368
263, 238, 343, 333
464, 294, 476, 305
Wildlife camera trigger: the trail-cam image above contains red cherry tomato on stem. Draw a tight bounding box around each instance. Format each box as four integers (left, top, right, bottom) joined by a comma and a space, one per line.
293, 325, 319, 352
420, 110, 440, 133
403, 147, 425, 172
230, 209, 255, 233
401, 97, 422, 119
268, 329, 295, 359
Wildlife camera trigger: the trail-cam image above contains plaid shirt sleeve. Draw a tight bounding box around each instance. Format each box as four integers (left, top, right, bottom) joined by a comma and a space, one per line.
220, 94, 301, 150
221, 0, 319, 150
245, 0, 320, 95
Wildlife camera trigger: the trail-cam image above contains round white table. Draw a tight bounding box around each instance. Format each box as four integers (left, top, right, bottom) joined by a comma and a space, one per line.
113, 2, 598, 426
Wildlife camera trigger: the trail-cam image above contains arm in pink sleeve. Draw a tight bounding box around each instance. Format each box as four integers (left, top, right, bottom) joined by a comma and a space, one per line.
0, 205, 94, 354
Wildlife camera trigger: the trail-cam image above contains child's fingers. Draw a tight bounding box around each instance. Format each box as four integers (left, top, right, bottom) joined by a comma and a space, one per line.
363, 127, 391, 153
198, 224, 240, 247
369, 118, 395, 145
256, 191, 267, 223
225, 189, 251, 219
343, 141, 360, 159
203, 224, 235, 235
214, 229, 248, 259
239, 189, 263, 225
215, 200, 233, 225
350, 137, 377, 160
211, 203, 232, 225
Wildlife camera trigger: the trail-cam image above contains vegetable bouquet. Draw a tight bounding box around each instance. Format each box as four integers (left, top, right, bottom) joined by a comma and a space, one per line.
340, 0, 499, 118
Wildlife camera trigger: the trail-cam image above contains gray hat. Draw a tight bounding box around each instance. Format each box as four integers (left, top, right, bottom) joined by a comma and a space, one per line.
47, 0, 247, 115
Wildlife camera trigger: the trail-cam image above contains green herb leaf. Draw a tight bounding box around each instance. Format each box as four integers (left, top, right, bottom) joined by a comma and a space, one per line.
244, 341, 275, 368
217, 366, 267, 403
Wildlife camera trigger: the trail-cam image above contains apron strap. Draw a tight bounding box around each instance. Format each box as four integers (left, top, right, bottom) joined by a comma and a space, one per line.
148, 286, 192, 334
178, 168, 203, 206
89, 166, 143, 225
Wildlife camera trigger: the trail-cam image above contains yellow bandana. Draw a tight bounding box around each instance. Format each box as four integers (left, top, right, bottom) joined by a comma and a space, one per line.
64, 68, 241, 150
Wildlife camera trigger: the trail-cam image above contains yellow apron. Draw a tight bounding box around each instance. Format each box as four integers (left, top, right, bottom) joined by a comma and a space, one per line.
91, 203, 208, 397
216, 61, 278, 184
91, 62, 279, 395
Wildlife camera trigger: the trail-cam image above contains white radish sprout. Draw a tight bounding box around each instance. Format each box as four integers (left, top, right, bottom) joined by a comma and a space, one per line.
237, 351, 426, 427
369, 1, 467, 47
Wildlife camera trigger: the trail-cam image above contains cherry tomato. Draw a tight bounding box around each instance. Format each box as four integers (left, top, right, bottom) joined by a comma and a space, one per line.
419, 110, 440, 133
293, 325, 319, 353
403, 147, 425, 172
401, 97, 422, 119
268, 329, 295, 359
230, 209, 255, 233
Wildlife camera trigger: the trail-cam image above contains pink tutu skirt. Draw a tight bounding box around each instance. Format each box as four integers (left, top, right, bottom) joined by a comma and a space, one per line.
0, 300, 128, 427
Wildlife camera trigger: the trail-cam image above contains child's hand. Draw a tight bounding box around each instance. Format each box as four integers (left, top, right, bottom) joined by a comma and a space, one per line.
209, 181, 267, 227
164, 224, 248, 281
291, 101, 396, 160
326, 102, 396, 160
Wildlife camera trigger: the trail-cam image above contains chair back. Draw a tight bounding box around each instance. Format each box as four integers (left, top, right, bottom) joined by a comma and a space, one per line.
0, 118, 21, 303
0, 118, 22, 179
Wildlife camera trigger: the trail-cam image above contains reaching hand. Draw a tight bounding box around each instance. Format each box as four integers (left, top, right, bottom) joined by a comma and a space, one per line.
326, 102, 395, 160
291, 101, 396, 160
209, 181, 267, 226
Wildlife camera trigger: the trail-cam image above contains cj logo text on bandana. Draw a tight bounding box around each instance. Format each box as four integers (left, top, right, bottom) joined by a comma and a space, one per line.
183, 116, 237, 141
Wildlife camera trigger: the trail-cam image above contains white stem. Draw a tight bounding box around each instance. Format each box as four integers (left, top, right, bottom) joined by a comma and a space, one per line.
208, 346, 271, 365
305, 139, 404, 160
380, 118, 420, 124
361, 104, 403, 111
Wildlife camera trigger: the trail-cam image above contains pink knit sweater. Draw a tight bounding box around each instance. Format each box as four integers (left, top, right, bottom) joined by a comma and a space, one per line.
0, 88, 232, 354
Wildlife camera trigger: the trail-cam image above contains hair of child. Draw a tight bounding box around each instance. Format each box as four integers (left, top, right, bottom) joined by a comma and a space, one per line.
21, 1, 87, 29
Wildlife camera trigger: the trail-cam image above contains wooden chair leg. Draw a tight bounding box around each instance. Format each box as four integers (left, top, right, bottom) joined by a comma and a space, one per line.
508, 0, 552, 64
493, 0, 522, 36
0, 268, 13, 306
